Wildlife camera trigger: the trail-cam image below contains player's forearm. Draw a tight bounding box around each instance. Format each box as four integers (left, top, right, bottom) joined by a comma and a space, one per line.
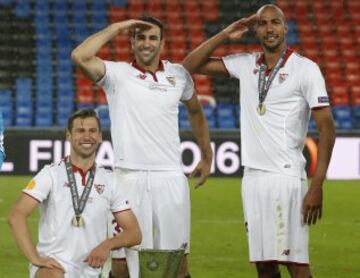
312, 122, 336, 186
107, 226, 142, 250
183, 31, 228, 74
7, 212, 41, 264
72, 23, 122, 64
188, 109, 213, 162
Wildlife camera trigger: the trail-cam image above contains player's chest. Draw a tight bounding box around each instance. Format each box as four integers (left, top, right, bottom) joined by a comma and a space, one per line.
121, 72, 184, 103
245, 68, 301, 102
51, 175, 110, 208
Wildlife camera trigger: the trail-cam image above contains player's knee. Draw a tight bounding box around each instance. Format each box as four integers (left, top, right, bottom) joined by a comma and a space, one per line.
287, 263, 311, 278
111, 259, 129, 278
256, 262, 279, 277
35, 268, 64, 278
177, 255, 188, 278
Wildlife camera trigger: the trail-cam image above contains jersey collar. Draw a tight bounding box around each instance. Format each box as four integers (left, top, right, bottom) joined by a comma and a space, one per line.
72, 163, 95, 186
131, 60, 164, 82
256, 47, 293, 75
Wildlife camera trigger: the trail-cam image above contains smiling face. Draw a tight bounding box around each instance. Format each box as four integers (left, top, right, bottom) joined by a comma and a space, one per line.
131, 24, 163, 68
66, 117, 102, 161
255, 5, 288, 52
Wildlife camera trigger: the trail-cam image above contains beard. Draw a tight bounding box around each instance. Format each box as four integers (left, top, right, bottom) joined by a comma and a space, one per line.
262, 37, 285, 53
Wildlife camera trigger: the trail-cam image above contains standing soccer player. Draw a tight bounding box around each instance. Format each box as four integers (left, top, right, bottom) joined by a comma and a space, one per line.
183, 4, 335, 278
72, 16, 212, 277
8, 109, 141, 278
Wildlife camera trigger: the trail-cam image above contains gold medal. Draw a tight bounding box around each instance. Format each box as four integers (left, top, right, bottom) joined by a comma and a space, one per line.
257, 103, 266, 115
72, 215, 85, 227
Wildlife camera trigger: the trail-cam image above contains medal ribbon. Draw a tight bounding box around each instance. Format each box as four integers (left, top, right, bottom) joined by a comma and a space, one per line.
258, 48, 287, 105
65, 157, 95, 218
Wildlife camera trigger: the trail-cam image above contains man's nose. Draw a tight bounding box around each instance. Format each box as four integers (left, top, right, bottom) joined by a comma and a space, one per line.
143, 38, 151, 47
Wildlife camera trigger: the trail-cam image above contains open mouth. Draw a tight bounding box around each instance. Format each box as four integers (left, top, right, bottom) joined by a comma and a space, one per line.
81, 143, 94, 149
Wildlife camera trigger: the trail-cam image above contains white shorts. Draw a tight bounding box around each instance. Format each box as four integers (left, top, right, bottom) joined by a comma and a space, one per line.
242, 168, 309, 265
110, 168, 191, 259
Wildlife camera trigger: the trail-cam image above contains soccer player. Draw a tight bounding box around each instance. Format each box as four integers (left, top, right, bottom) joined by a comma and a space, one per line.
8, 109, 142, 278
0, 111, 4, 170
71, 16, 212, 278
183, 4, 335, 278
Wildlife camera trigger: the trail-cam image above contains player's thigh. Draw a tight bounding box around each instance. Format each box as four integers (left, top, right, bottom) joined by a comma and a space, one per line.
111, 258, 129, 278
255, 262, 279, 277
151, 172, 190, 250
35, 267, 64, 278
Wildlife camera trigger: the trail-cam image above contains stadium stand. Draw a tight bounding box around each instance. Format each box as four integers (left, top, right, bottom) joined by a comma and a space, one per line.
0, 0, 359, 130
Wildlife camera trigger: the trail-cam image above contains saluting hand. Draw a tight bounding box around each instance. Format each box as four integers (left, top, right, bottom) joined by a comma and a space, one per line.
222, 14, 258, 42
302, 181, 323, 225
117, 19, 154, 35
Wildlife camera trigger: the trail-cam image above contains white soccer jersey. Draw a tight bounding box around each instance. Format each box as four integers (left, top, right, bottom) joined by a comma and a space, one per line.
23, 159, 130, 275
97, 60, 194, 170
223, 49, 330, 178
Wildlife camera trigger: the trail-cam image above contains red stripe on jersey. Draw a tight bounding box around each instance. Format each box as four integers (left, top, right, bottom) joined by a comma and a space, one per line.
22, 192, 41, 203
256, 47, 294, 75
131, 60, 165, 82
113, 208, 132, 215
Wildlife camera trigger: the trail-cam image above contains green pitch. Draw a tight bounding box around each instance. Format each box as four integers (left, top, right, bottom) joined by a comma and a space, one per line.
0, 177, 359, 277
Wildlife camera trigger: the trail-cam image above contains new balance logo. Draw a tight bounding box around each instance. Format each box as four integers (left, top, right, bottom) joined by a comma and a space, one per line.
281, 249, 290, 256
137, 74, 147, 80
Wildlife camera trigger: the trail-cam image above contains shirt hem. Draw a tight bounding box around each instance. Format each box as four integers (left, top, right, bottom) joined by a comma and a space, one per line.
115, 162, 182, 171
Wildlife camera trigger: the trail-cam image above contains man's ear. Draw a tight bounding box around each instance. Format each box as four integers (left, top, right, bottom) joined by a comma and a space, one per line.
66, 129, 71, 141
130, 36, 135, 51
284, 23, 288, 34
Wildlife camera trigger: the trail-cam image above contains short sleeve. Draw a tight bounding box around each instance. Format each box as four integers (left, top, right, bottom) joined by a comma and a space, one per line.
23, 166, 52, 202
179, 65, 195, 101
222, 53, 250, 79
97, 61, 127, 95
300, 61, 330, 108
110, 182, 131, 213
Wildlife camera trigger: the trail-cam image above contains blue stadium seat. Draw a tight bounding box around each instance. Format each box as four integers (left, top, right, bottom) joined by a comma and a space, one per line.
0, 0, 12, 6
217, 117, 236, 129
96, 106, 111, 129
216, 103, 234, 118
179, 118, 191, 129
77, 103, 95, 110
14, 0, 31, 18
332, 106, 352, 120
0, 89, 12, 106
335, 118, 353, 130
91, 1, 108, 32
111, 0, 128, 7
202, 104, 215, 118
308, 118, 317, 132
0, 89, 13, 126
178, 105, 188, 120
15, 115, 32, 127
332, 107, 353, 130
35, 111, 53, 127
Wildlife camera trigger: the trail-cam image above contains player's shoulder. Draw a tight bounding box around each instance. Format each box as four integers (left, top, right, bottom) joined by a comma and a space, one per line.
163, 60, 188, 74
163, 60, 193, 82
224, 52, 255, 64
43, 159, 64, 172
290, 52, 319, 69
104, 60, 132, 72
95, 165, 113, 174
